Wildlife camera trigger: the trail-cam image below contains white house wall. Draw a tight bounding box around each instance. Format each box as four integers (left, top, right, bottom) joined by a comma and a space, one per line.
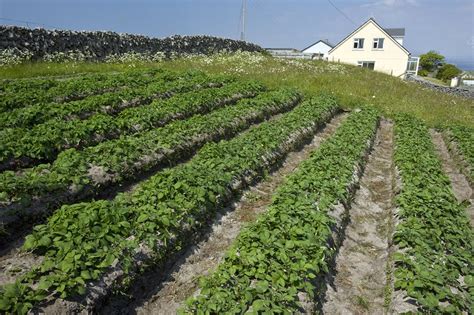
302, 42, 332, 58
328, 21, 409, 77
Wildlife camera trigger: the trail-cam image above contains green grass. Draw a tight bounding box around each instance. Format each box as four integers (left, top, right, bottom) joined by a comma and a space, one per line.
422, 76, 448, 86
1, 53, 473, 127
0, 62, 143, 79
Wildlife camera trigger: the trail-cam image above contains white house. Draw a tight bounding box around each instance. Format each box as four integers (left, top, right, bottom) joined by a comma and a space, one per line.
265, 48, 314, 60
301, 39, 334, 59
328, 18, 417, 77
461, 71, 474, 86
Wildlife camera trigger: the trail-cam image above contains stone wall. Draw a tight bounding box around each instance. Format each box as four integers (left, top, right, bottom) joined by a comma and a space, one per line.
0, 25, 264, 61
407, 75, 474, 99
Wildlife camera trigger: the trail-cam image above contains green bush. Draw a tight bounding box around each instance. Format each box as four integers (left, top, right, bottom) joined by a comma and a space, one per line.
418, 69, 429, 77
436, 63, 461, 82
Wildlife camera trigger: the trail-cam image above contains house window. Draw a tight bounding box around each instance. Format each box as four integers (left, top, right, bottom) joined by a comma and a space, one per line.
358, 61, 375, 70
373, 38, 384, 49
353, 38, 365, 49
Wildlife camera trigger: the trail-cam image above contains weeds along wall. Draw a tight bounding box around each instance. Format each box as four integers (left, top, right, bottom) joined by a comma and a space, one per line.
0, 25, 264, 61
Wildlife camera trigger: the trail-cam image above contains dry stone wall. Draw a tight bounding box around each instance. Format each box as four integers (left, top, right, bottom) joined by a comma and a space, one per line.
407, 75, 474, 99
0, 25, 264, 61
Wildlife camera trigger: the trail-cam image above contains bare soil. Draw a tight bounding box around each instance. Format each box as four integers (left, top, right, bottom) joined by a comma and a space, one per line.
0, 93, 293, 255
0, 237, 43, 287
27, 103, 326, 315
97, 113, 349, 315
323, 120, 395, 315
430, 130, 474, 226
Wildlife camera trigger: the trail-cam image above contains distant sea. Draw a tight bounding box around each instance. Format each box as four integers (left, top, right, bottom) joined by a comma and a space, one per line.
447, 59, 474, 71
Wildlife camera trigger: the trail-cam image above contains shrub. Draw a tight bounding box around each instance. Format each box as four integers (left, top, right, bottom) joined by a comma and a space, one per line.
0, 48, 33, 66
436, 63, 461, 82
418, 69, 429, 77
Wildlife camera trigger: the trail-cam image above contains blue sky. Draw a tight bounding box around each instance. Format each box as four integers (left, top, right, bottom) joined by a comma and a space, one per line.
1, 0, 473, 67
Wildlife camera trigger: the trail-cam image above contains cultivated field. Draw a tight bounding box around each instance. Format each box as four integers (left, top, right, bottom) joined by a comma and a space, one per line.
0, 57, 473, 314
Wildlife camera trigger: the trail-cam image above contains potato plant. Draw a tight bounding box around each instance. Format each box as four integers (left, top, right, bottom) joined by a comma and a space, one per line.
0, 80, 264, 170
183, 107, 379, 313
0, 94, 338, 314
393, 114, 473, 313
0, 88, 301, 234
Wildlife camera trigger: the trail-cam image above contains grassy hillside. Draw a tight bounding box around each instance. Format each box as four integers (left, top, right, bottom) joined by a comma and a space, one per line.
1, 52, 472, 127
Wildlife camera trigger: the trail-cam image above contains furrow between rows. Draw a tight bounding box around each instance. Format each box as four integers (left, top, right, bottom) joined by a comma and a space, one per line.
430, 130, 474, 227
0, 94, 339, 314
322, 119, 395, 314
101, 112, 349, 315
0, 88, 301, 249
0, 80, 263, 171
0, 69, 163, 112
0, 71, 226, 129
389, 115, 473, 313
181, 107, 379, 313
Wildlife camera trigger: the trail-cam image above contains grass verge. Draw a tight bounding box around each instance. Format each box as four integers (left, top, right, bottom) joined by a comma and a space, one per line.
1, 53, 472, 128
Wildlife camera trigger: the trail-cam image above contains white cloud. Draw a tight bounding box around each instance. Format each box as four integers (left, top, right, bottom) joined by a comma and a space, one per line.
362, 0, 419, 7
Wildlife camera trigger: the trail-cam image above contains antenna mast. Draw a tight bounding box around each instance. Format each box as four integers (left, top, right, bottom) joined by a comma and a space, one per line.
240, 0, 247, 41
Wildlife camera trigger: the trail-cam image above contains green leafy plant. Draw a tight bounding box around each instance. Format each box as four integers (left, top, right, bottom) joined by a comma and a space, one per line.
0, 88, 301, 234
0, 79, 264, 170
0, 93, 338, 313
444, 125, 474, 184
392, 114, 473, 313
182, 107, 379, 313
0, 70, 232, 129
436, 64, 462, 82
0, 69, 163, 112
419, 50, 445, 73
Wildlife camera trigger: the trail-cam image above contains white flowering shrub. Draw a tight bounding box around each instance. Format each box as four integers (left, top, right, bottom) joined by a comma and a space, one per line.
0, 45, 349, 79
180, 51, 348, 76
0, 48, 34, 66
104, 51, 168, 63
42, 50, 94, 63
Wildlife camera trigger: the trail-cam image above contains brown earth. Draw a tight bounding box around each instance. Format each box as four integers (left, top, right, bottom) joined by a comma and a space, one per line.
323, 120, 395, 315
430, 130, 474, 226
98, 113, 349, 315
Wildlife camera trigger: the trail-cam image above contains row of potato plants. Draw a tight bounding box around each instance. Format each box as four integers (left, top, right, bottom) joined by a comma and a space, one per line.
0, 70, 224, 129
0, 71, 126, 94
0, 94, 338, 314
1, 77, 61, 94
0, 69, 164, 112
182, 107, 379, 313
444, 125, 474, 184
0, 80, 264, 171
0, 88, 302, 238
392, 114, 473, 313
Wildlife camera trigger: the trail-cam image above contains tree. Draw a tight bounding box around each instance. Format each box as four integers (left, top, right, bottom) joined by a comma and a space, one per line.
436, 64, 462, 82
419, 50, 445, 73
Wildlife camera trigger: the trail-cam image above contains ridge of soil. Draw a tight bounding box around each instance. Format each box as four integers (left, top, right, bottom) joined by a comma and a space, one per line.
98, 113, 350, 315
430, 130, 474, 226
31, 107, 340, 313
0, 109, 293, 292
322, 119, 395, 314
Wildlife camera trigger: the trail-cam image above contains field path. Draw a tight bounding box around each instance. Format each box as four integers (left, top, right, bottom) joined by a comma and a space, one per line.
323, 120, 394, 314
430, 130, 474, 226
99, 113, 349, 315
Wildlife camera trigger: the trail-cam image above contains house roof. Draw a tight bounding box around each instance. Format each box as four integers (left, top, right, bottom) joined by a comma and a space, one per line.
461, 71, 474, 79
328, 18, 410, 55
384, 28, 405, 37
265, 48, 300, 51
301, 39, 334, 52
